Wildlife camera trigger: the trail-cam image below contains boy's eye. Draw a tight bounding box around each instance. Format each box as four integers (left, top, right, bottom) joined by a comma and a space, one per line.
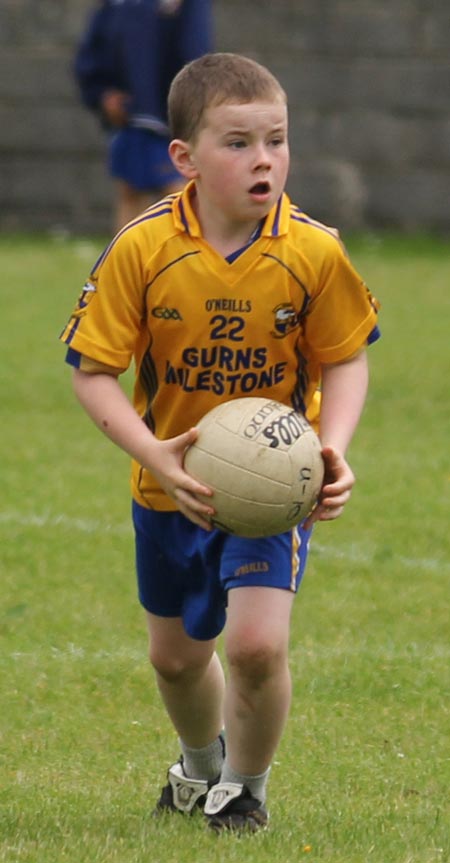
228, 140, 246, 149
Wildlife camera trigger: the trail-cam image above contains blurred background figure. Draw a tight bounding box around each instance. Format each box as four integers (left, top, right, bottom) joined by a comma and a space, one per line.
74, 0, 213, 230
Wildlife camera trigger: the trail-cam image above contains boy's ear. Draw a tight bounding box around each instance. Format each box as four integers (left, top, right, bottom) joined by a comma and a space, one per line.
169, 139, 199, 179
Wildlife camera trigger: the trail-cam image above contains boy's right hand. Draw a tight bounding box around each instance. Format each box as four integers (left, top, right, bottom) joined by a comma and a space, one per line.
146, 428, 215, 531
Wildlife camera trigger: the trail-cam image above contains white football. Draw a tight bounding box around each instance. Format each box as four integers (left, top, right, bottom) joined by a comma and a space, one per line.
184, 397, 324, 537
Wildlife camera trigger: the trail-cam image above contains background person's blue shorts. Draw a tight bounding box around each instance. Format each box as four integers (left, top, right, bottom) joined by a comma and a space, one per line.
132, 501, 312, 641
109, 127, 181, 191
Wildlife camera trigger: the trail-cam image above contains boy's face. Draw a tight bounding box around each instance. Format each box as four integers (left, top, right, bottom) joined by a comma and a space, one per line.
184, 99, 289, 224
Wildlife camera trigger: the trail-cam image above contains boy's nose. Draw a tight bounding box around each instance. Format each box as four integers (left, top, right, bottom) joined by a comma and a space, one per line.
252, 143, 271, 169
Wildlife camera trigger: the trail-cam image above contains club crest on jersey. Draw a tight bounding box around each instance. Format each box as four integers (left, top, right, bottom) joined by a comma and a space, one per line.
271, 303, 300, 338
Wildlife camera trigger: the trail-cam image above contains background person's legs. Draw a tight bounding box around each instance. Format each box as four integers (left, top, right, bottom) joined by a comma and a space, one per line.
115, 177, 184, 231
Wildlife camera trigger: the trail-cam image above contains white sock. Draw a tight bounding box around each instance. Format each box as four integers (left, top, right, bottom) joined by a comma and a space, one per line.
180, 733, 225, 781
220, 760, 271, 805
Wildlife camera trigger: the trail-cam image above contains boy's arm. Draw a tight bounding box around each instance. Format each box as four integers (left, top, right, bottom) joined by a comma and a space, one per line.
303, 349, 369, 529
72, 369, 214, 530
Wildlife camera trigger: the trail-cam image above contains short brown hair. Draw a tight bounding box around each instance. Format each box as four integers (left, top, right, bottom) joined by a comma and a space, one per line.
168, 52, 287, 141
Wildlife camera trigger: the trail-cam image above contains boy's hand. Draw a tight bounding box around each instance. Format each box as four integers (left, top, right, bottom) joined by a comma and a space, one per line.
303, 445, 355, 530
147, 428, 215, 531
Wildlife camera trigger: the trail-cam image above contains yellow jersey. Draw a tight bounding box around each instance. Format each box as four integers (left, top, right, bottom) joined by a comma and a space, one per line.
61, 182, 379, 510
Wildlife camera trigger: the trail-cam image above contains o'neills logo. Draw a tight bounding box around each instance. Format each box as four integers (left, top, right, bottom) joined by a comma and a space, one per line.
234, 561, 270, 577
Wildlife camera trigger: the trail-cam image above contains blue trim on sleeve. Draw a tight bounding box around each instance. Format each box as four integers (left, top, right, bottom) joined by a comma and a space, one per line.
65, 348, 82, 368
367, 325, 381, 345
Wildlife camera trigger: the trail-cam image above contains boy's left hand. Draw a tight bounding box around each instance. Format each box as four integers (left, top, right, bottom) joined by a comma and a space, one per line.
303, 445, 355, 529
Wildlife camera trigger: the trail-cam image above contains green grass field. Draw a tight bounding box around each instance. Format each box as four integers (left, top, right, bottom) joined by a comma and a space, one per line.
1, 232, 449, 863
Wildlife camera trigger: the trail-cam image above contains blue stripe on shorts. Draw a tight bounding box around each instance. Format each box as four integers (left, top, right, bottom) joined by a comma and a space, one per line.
132, 501, 312, 641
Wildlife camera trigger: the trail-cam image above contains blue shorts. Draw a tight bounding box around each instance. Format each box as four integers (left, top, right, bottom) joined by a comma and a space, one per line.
132, 502, 312, 641
108, 127, 181, 192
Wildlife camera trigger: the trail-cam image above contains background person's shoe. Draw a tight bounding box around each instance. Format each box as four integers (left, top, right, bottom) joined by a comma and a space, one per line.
204, 782, 268, 832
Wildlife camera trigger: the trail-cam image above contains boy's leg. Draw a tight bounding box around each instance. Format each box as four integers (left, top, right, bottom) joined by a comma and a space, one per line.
225, 587, 294, 776
146, 611, 226, 814
146, 611, 225, 749
204, 585, 294, 830
223, 586, 294, 776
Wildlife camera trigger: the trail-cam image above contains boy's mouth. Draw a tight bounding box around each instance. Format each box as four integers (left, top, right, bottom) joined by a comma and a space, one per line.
249, 181, 271, 196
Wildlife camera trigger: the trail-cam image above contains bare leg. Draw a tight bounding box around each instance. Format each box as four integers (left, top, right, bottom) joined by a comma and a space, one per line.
114, 179, 185, 231
223, 586, 294, 775
146, 612, 225, 748
114, 182, 153, 231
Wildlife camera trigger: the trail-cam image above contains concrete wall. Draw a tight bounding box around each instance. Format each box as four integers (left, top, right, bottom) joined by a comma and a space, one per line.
0, 0, 449, 234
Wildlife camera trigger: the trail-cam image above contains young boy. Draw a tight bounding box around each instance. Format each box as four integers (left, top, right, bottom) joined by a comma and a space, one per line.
60, 53, 380, 832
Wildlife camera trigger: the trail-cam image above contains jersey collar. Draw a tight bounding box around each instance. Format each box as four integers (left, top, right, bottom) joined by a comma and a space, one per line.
173, 181, 291, 239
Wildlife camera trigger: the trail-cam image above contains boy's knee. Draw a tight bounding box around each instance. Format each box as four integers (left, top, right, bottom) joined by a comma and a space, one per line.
149, 645, 207, 683
226, 638, 285, 687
